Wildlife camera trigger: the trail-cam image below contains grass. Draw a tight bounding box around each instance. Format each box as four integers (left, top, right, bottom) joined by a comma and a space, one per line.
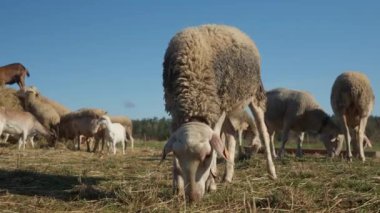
0, 140, 379, 212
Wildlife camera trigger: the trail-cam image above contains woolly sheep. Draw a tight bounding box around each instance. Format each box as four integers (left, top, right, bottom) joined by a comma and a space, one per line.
161, 24, 276, 202
0, 107, 51, 150
59, 108, 106, 151
265, 88, 341, 158
331, 71, 375, 161
26, 86, 70, 117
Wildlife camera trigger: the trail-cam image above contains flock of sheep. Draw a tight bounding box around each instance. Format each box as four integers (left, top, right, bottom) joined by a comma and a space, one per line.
0, 64, 134, 154
161, 24, 375, 202
0, 24, 376, 203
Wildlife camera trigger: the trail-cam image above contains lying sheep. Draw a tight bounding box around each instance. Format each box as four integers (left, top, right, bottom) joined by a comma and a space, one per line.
19, 89, 60, 144
0, 107, 51, 150
26, 86, 70, 117
59, 108, 106, 151
97, 115, 127, 155
161, 24, 276, 202
331, 71, 375, 161
265, 88, 341, 158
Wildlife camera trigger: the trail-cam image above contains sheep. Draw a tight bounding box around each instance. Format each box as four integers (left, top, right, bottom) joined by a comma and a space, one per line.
109, 116, 134, 149
97, 115, 127, 155
92, 115, 134, 152
161, 24, 276, 202
25, 86, 70, 117
0, 107, 51, 150
331, 71, 375, 162
18, 89, 60, 142
0, 63, 30, 90
58, 108, 106, 151
264, 88, 341, 159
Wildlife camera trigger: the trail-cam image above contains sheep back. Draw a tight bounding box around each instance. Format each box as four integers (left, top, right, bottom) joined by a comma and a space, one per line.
331, 71, 375, 120
163, 24, 265, 130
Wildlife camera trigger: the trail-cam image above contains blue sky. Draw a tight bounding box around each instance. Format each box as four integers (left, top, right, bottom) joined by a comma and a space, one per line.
1, 1, 379, 119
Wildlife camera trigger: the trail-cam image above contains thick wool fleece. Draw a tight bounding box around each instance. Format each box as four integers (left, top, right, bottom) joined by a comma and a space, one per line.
163, 24, 265, 130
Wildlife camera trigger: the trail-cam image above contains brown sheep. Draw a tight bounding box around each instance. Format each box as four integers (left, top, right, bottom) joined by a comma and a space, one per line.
0, 63, 30, 90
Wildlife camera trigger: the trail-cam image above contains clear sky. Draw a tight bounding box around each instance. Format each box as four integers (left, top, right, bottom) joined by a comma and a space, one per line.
1, 1, 379, 119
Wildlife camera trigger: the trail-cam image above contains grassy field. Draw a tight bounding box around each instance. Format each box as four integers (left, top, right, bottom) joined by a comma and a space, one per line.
0, 140, 379, 212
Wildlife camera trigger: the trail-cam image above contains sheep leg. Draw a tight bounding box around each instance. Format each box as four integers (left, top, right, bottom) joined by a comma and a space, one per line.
269, 131, 277, 159
357, 117, 368, 162
113, 141, 117, 155
278, 126, 290, 159
76, 136, 81, 151
128, 134, 134, 150
2, 133, 10, 143
296, 132, 305, 158
173, 158, 185, 197
237, 129, 246, 158
22, 132, 27, 150
207, 151, 217, 192
334, 135, 344, 156
122, 139, 126, 155
249, 103, 277, 179
340, 115, 352, 161
30, 136, 35, 148
223, 133, 235, 183
18, 137, 23, 150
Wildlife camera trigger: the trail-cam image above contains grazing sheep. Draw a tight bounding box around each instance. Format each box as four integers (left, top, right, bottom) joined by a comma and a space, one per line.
19, 89, 60, 140
0, 107, 51, 150
0, 63, 30, 90
223, 109, 261, 159
59, 108, 106, 151
331, 71, 375, 161
265, 88, 341, 158
161, 24, 276, 202
98, 115, 127, 155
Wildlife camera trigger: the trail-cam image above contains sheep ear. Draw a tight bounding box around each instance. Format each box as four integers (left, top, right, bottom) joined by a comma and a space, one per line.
213, 111, 226, 135
160, 135, 176, 164
210, 133, 229, 160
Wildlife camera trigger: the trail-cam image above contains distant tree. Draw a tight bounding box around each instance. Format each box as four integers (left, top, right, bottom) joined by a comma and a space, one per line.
132, 117, 171, 141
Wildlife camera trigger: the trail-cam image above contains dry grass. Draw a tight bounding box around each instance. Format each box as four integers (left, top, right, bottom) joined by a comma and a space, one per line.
0, 140, 379, 212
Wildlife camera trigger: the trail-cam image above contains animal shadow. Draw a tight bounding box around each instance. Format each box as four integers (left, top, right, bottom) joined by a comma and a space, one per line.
0, 169, 112, 201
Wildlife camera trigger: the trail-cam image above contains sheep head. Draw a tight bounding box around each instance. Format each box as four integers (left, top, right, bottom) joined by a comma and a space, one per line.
318, 116, 342, 156
161, 112, 229, 202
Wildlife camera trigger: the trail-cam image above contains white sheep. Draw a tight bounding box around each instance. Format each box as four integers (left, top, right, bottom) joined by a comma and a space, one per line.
331, 71, 375, 161
0, 107, 51, 150
161, 24, 276, 202
97, 115, 127, 155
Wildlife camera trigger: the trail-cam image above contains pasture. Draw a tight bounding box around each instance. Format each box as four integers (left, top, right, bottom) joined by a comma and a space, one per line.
0, 141, 379, 212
